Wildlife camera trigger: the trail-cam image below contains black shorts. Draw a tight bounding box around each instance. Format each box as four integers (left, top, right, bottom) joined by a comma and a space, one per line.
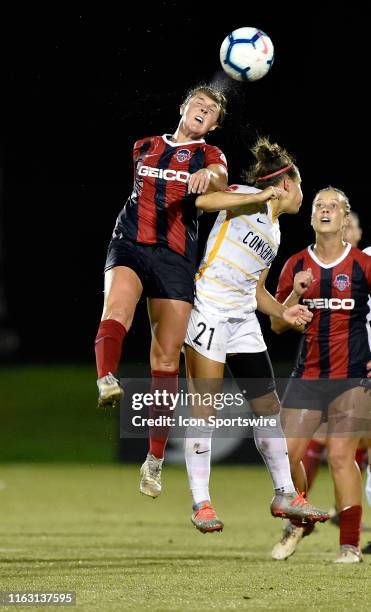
281, 377, 365, 411
105, 237, 195, 303
226, 351, 276, 401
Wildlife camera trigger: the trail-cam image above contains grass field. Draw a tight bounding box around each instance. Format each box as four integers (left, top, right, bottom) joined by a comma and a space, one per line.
0, 366, 118, 462
1, 464, 370, 611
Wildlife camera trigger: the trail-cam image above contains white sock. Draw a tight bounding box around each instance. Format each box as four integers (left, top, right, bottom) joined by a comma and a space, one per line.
185, 424, 214, 506
253, 413, 296, 494
366, 465, 371, 507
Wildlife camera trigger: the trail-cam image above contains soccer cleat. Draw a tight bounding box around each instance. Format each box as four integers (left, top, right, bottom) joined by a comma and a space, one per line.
271, 521, 304, 560
97, 372, 121, 408
270, 491, 330, 523
139, 454, 163, 498
334, 545, 363, 563
191, 501, 224, 534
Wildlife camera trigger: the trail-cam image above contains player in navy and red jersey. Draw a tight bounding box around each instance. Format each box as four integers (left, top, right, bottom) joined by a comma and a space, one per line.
270, 187, 371, 563
113, 133, 226, 262
298, 213, 370, 532
276, 224, 371, 380
94, 85, 228, 498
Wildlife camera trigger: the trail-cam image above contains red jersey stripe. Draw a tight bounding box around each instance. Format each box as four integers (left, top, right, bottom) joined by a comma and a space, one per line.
137, 138, 167, 243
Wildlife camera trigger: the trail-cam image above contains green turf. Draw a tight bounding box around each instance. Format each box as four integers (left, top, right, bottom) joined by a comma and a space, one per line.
0, 465, 370, 611
0, 366, 117, 462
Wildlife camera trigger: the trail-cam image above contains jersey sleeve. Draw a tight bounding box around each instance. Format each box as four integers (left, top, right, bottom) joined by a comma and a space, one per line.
275, 257, 295, 302
362, 252, 371, 291
204, 145, 228, 171
132, 137, 152, 162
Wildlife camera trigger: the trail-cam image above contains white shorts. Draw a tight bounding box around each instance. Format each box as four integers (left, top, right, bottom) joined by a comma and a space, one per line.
185, 306, 267, 363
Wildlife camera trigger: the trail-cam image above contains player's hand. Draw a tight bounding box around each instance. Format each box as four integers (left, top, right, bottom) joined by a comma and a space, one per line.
257, 186, 285, 202
283, 304, 313, 327
188, 169, 212, 194
366, 360, 371, 378
293, 268, 313, 297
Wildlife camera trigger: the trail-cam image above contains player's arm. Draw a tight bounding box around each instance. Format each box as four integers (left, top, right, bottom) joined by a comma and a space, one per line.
271, 267, 314, 334
188, 163, 228, 195
188, 146, 228, 195
188, 164, 228, 193
196, 185, 283, 213
256, 269, 312, 328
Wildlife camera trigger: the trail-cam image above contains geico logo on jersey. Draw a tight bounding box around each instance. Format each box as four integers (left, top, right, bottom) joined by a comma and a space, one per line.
303, 298, 355, 310
138, 165, 190, 183
242, 231, 276, 265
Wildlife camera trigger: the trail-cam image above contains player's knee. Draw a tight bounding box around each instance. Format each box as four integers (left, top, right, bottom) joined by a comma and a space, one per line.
151, 341, 182, 371
102, 304, 133, 330
152, 361, 180, 374
152, 357, 180, 372
150, 349, 180, 372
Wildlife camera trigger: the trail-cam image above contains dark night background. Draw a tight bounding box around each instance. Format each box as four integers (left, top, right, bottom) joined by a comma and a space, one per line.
2, 6, 370, 369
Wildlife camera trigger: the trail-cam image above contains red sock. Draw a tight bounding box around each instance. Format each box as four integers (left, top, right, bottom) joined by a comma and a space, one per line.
149, 369, 179, 459
355, 447, 368, 473
95, 319, 127, 379
302, 439, 326, 491
339, 505, 362, 548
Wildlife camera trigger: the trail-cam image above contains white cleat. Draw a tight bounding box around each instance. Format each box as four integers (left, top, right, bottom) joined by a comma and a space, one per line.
334, 545, 363, 563
271, 520, 304, 560
140, 454, 163, 498
97, 372, 121, 408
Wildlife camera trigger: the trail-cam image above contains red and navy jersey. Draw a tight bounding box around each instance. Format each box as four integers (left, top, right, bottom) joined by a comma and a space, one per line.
276, 244, 371, 379
113, 134, 227, 262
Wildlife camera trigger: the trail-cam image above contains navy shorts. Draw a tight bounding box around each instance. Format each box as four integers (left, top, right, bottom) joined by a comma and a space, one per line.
281, 377, 366, 411
105, 237, 195, 303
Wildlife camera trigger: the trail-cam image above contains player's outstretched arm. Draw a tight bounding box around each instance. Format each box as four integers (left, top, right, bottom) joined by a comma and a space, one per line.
196, 185, 282, 213
271, 268, 313, 334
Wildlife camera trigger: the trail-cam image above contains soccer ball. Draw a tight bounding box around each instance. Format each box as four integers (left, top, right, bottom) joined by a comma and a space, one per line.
220, 27, 274, 82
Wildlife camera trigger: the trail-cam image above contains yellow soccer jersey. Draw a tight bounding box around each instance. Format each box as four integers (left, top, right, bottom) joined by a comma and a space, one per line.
195, 185, 281, 318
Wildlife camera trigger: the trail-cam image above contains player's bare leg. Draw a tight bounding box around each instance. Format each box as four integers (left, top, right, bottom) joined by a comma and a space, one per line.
366, 437, 371, 507
327, 436, 363, 562
96, 266, 143, 408
327, 387, 367, 563
139, 299, 192, 498
363, 438, 371, 554
271, 407, 326, 560
184, 347, 224, 532
281, 407, 324, 490
148, 298, 192, 374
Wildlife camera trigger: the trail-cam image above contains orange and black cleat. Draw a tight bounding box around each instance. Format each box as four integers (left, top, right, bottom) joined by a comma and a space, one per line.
191, 501, 224, 534
270, 491, 330, 524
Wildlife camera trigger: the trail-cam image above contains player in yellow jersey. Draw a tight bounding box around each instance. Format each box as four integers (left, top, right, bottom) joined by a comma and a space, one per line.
183, 138, 330, 533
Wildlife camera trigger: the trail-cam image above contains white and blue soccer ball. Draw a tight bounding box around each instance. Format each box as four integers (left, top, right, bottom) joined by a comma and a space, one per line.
220, 27, 274, 82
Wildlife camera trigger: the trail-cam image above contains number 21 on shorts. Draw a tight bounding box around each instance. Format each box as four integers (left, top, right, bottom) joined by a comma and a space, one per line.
192, 322, 215, 350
